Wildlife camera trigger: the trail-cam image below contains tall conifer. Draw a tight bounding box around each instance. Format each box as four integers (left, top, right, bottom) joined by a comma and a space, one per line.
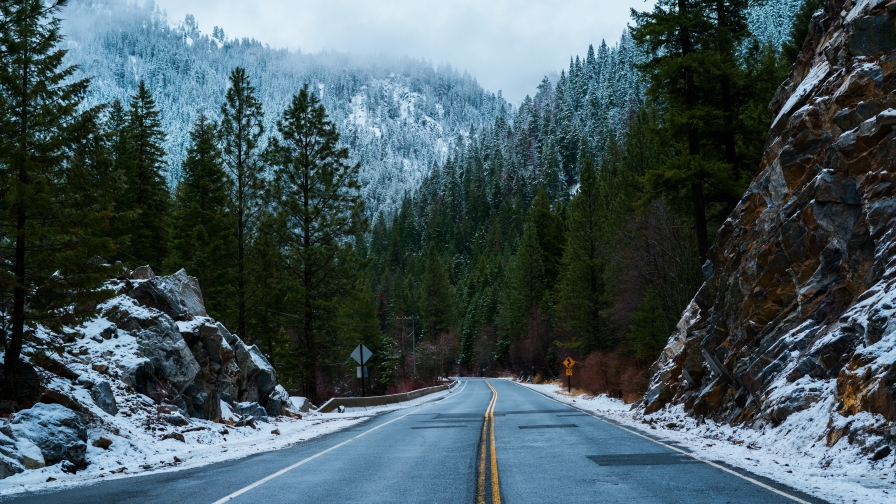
219, 67, 264, 340
555, 157, 607, 354
267, 85, 367, 403
0, 0, 113, 397
169, 114, 236, 323
123, 80, 170, 268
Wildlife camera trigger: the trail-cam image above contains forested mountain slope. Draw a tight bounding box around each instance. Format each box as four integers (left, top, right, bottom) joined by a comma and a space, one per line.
60, 0, 505, 216
365, 0, 808, 387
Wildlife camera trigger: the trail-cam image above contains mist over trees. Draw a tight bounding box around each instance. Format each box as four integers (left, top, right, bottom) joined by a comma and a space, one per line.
59, 0, 506, 218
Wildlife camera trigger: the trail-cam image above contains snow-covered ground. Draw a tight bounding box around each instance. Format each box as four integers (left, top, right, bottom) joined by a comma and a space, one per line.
0, 388, 452, 497
515, 380, 896, 504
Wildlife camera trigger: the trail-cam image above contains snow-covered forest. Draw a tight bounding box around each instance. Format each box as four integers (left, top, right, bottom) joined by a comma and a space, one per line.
60, 0, 507, 216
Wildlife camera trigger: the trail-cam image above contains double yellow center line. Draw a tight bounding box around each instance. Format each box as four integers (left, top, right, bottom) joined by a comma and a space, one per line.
477, 380, 501, 504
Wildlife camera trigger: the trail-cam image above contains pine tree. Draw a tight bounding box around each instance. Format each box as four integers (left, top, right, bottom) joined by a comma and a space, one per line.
627, 288, 669, 363
420, 249, 454, 339
781, 0, 824, 66
247, 208, 291, 359
266, 85, 368, 403
631, 0, 732, 263
711, 0, 750, 184
528, 188, 564, 289
219, 67, 265, 340
122, 80, 170, 269
0, 0, 114, 398
499, 224, 545, 352
168, 114, 236, 323
555, 157, 607, 354
104, 99, 136, 244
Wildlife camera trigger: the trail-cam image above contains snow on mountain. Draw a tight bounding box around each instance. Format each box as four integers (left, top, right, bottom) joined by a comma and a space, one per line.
60, 0, 506, 217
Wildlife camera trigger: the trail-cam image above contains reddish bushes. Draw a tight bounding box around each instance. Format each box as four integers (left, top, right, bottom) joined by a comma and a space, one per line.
573, 352, 648, 404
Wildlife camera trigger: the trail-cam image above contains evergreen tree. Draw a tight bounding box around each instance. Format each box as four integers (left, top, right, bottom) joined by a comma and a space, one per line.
627, 288, 669, 363
122, 80, 170, 269
104, 99, 136, 244
498, 224, 545, 360
247, 208, 290, 359
528, 188, 564, 289
419, 249, 454, 339
711, 0, 750, 184
168, 114, 236, 323
0, 0, 114, 398
266, 85, 368, 403
781, 0, 824, 66
219, 67, 265, 340
631, 0, 739, 263
555, 157, 607, 354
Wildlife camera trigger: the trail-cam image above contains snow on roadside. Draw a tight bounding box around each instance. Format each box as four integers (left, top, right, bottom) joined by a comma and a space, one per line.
0, 388, 452, 497
514, 380, 896, 504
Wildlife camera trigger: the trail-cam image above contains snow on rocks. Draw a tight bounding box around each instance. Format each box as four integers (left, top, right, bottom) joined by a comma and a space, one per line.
0, 266, 392, 495
642, 0, 896, 481
518, 381, 896, 504
8, 403, 88, 468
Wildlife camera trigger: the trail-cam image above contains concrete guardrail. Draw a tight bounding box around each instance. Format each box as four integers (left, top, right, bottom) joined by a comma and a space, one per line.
316, 381, 458, 413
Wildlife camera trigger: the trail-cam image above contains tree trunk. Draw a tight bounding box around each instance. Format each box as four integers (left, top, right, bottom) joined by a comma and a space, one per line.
237, 111, 247, 340
717, 0, 739, 183
680, 0, 710, 263
302, 160, 318, 405
5, 52, 29, 400
5, 195, 27, 400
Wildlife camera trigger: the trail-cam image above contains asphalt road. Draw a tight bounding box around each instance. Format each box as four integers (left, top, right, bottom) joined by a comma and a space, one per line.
0, 379, 825, 504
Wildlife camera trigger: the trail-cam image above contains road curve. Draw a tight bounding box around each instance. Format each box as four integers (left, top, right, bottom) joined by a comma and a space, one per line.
0, 379, 825, 504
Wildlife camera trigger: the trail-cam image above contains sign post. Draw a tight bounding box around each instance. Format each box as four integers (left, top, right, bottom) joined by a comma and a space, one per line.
351, 344, 374, 397
563, 357, 576, 393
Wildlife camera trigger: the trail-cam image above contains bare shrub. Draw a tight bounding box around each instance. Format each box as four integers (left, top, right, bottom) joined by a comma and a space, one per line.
575, 351, 648, 403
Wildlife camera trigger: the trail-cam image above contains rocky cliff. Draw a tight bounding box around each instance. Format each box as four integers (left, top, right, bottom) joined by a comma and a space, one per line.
645, 0, 896, 457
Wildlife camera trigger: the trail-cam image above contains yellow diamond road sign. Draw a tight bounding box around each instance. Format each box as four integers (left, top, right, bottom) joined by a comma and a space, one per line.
563, 357, 575, 369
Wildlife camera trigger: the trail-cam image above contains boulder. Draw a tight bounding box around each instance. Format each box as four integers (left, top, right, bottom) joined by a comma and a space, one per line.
233, 341, 277, 403
0, 453, 24, 480
289, 396, 311, 414
162, 432, 185, 443
108, 305, 200, 393
90, 381, 118, 416
165, 413, 188, 427
10, 403, 87, 467
265, 385, 290, 417
17, 438, 45, 470
130, 265, 156, 280
127, 269, 207, 321
234, 402, 269, 422
39, 389, 83, 412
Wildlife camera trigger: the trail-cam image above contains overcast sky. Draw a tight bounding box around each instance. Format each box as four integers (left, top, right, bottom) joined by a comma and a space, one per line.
152, 0, 656, 105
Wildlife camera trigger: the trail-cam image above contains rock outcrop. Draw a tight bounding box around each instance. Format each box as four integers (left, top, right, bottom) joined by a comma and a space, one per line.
645, 0, 896, 455
0, 267, 297, 481
103, 268, 287, 422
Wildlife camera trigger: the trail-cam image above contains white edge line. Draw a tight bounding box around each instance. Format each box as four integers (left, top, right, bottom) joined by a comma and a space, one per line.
211, 380, 468, 504
508, 381, 814, 504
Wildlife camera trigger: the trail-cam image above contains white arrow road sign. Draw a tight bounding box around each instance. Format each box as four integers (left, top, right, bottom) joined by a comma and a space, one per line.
351, 344, 373, 365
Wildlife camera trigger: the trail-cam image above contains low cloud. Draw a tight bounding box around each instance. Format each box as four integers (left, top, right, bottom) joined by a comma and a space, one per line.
153, 0, 655, 105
